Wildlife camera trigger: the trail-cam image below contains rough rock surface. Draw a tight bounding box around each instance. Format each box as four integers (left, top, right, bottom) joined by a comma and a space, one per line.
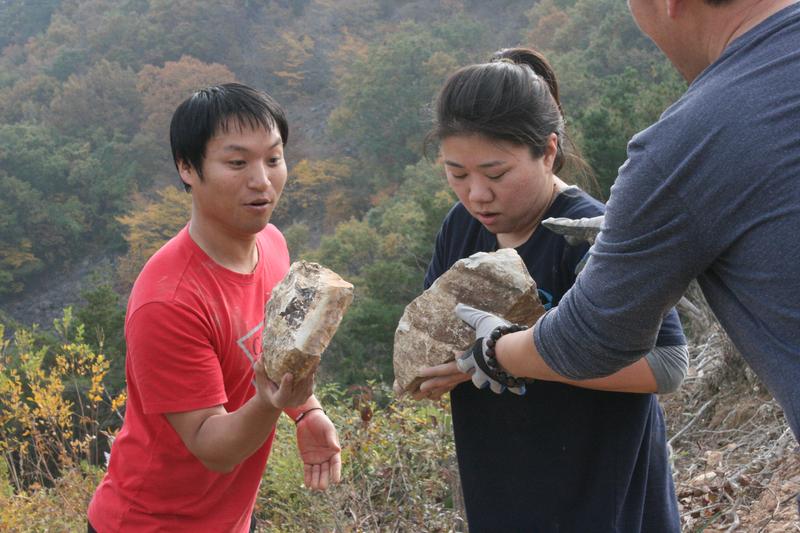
393, 248, 545, 393
262, 261, 353, 381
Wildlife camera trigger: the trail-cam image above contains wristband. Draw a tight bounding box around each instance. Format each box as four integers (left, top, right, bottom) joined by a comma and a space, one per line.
483, 324, 529, 388
294, 407, 324, 425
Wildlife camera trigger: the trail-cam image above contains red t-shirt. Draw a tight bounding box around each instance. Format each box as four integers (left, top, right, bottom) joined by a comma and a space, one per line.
88, 224, 290, 532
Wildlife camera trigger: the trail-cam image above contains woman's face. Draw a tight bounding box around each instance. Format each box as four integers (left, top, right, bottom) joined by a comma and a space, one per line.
441, 133, 557, 247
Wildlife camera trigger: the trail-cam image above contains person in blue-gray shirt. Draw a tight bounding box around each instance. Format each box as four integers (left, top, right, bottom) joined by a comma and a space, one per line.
412, 47, 688, 532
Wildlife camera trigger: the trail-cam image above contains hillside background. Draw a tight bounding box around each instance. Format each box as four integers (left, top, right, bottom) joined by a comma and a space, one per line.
0, 0, 796, 531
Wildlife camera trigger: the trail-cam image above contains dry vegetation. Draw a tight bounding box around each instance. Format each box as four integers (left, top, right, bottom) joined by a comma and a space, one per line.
1, 293, 797, 531
664, 285, 799, 532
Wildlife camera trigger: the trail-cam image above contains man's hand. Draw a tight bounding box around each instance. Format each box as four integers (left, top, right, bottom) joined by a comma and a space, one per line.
454, 304, 527, 395
254, 358, 317, 410
410, 361, 470, 400
295, 410, 342, 491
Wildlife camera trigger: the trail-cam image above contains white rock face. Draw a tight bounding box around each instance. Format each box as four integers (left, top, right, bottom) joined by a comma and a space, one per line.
261, 261, 354, 381
393, 248, 545, 393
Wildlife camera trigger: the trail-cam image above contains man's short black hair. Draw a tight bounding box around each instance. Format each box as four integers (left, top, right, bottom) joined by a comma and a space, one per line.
169, 83, 289, 191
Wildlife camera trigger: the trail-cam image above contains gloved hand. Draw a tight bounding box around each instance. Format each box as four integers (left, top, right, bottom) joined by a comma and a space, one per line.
454, 304, 527, 395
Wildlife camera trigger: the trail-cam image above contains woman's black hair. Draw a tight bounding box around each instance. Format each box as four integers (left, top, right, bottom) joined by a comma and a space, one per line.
428, 47, 589, 181
169, 82, 289, 191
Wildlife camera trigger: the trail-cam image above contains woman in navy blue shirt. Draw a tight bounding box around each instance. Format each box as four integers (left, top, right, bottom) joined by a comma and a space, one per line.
412, 48, 687, 532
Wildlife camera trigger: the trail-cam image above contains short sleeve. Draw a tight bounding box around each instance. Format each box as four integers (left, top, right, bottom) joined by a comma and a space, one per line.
127, 301, 228, 414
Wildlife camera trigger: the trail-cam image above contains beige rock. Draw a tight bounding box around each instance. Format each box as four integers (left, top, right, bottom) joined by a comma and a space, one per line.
261, 261, 354, 381
393, 248, 545, 393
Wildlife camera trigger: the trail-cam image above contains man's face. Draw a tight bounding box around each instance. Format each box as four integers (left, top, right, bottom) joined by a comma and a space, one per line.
628, 0, 668, 48
627, 0, 695, 80
181, 122, 287, 239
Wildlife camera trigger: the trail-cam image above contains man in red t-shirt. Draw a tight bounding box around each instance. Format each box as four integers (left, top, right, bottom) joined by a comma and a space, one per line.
88, 83, 341, 532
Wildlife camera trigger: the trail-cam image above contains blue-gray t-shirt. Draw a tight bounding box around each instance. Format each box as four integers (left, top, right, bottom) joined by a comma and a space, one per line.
426, 188, 684, 532
535, 5, 800, 440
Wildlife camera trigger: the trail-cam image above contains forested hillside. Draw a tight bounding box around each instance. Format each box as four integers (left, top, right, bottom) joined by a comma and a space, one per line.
1, 1, 795, 531
0, 0, 683, 381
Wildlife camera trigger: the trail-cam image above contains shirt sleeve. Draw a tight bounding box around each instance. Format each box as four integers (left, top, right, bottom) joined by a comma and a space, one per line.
534, 141, 706, 379
127, 301, 228, 414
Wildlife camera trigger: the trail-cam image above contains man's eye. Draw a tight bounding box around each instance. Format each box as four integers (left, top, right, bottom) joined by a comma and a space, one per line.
268, 156, 283, 166
229, 160, 246, 168
486, 171, 507, 180
450, 173, 467, 179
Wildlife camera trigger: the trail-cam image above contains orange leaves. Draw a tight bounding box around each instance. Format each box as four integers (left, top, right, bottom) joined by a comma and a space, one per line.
136, 55, 237, 141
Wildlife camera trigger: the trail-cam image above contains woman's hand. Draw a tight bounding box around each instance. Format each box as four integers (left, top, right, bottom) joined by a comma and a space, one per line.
411, 361, 471, 400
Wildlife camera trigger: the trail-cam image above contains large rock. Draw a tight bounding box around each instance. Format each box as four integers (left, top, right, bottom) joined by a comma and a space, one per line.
393, 248, 545, 393
261, 261, 354, 381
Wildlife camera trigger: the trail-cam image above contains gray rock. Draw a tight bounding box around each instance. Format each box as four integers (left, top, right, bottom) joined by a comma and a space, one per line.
261, 261, 354, 381
393, 248, 545, 393
542, 215, 604, 245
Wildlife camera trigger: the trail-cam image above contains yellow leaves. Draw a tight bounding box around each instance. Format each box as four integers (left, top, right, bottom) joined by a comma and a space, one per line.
117, 187, 191, 252
331, 27, 369, 78
273, 32, 315, 88
0, 318, 124, 493
294, 159, 351, 188
0, 239, 39, 270
110, 391, 127, 412
280, 158, 356, 229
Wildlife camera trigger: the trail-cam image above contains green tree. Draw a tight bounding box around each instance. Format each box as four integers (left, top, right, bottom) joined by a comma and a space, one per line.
0, 0, 60, 50
75, 282, 127, 388
310, 159, 454, 385
526, 0, 686, 193
328, 19, 482, 190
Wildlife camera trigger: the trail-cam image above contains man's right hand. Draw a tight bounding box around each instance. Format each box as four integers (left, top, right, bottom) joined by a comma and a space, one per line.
254, 358, 317, 410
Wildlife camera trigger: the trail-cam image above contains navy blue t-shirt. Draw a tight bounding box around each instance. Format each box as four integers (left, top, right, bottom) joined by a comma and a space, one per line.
425, 188, 684, 532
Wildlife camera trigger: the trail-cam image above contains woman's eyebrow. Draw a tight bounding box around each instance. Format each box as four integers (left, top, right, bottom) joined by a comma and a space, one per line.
444, 159, 505, 168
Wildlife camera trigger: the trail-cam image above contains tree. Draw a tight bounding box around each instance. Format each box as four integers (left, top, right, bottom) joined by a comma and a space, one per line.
276, 158, 357, 231
0, 74, 59, 124
525, 0, 686, 193
48, 59, 143, 139
0, 0, 60, 50
115, 186, 192, 290
76, 282, 127, 387
134, 55, 237, 188
328, 19, 480, 189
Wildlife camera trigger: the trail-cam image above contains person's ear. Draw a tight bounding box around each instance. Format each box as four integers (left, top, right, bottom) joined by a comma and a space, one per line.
543, 133, 559, 171
178, 160, 199, 188
666, 0, 681, 19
